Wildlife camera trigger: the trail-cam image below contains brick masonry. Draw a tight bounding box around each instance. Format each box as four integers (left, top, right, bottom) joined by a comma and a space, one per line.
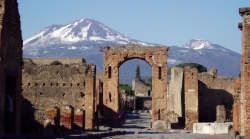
132, 78, 151, 97
198, 70, 235, 122
21, 58, 96, 131
0, 0, 23, 137
184, 66, 199, 130
102, 45, 169, 123
239, 7, 250, 136
233, 77, 241, 132
168, 67, 235, 129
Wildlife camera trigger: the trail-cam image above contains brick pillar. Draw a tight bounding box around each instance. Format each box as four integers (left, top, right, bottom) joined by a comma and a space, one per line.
74, 109, 85, 131
239, 7, 250, 136
184, 66, 198, 130
85, 76, 96, 130
60, 106, 73, 130
151, 63, 168, 122
233, 77, 241, 132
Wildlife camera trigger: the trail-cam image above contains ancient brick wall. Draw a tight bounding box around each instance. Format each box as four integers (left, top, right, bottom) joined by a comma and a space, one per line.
102, 45, 169, 123
0, 0, 23, 137
21, 58, 96, 131
184, 66, 198, 130
28, 57, 86, 65
198, 70, 235, 122
233, 77, 241, 132
132, 78, 151, 96
239, 7, 250, 136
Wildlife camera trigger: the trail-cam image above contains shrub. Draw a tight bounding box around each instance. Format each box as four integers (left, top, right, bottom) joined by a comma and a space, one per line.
50, 60, 62, 65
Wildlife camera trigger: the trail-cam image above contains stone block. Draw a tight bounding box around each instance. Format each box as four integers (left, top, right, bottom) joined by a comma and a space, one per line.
193, 123, 233, 135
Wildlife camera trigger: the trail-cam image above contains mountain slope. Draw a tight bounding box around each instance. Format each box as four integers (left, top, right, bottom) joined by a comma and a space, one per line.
23, 19, 241, 79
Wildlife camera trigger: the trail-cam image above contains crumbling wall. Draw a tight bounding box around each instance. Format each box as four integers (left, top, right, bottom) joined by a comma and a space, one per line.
168, 67, 183, 120
22, 58, 96, 131
198, 69, 235, 122
132, 78, 151, 96
28, 57, 86, 65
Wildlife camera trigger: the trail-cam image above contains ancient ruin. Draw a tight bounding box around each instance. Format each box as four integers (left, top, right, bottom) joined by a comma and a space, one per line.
21, 58, 96, 132
0, 0, 23, 137
1, 0, 249, 138
101, 45, 169, 129
168, 67, 235, 130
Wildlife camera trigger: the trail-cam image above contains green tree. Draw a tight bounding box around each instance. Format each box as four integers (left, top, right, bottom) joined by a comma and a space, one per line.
119, 85, 135, 96
148, 77, 152, 90
168, 63, 207, 75
135, 64, 141, 79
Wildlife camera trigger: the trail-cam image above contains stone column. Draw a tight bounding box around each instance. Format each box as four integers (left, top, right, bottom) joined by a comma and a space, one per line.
85, 76, 96, 130
184, 66, 198, 130
239, 7, 250, 136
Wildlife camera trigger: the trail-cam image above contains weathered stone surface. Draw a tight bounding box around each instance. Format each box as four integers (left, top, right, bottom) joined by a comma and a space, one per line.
132, 78, 151, 97
151, 121, 171, 131
193, 123, 233, 135
198, 70, 235, 122
216, 105, 226, 123
239, 7, 250, 136
233, 78, 241, 133
74, 109, 85, 131
22, 58, 96, 131
168, 67, 183, 120
168, 66, 235, 129
184, 66, 198, 130
102, 45, 169, 124
60, 107, 72, 130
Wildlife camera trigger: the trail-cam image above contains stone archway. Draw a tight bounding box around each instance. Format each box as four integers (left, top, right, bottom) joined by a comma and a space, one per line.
101, 45, 169, 128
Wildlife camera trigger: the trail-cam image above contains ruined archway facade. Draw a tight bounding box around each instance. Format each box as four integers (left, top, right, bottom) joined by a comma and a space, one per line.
102, 45, 169, 126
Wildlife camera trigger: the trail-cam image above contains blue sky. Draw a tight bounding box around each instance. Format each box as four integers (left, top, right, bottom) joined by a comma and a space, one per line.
18, 1, 248, 54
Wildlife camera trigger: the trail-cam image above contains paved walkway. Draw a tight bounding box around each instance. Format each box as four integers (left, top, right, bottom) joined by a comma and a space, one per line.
103, 111, 231, 139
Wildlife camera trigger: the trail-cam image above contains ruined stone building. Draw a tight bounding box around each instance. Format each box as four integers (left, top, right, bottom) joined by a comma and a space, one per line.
21, 58, 96, 133
118, 90, 135, 110
231, 7, 250, 136
0, 0, 23, 137
168, 67, 235, 130
132, 78, 151, 97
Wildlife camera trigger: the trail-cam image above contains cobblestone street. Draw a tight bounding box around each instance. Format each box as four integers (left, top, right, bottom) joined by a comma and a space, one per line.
103, 112, 230, 139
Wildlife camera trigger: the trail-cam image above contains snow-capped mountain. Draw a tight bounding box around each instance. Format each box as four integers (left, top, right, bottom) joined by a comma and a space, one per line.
23, 18, 155, 57
23, 18, 240, 79
182, 39, 229, 52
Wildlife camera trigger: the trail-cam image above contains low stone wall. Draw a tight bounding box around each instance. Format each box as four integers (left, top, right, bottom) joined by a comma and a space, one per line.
193, 122, 233, 135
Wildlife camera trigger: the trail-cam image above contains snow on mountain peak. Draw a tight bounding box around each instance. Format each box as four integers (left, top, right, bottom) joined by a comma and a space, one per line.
182, 39, 214, 50
23, 18, 137, 47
